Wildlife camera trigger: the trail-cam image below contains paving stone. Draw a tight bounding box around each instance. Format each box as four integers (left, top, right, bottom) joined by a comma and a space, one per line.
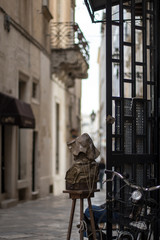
0, 185, 106, 239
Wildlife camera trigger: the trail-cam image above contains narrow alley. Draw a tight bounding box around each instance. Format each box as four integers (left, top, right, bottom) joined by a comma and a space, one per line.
0, 187, 106, 240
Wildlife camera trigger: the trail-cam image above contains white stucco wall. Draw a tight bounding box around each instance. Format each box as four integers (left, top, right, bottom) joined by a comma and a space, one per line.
39, 52, 52, 197
99, 26, 106, 159
51, 75, 67, 195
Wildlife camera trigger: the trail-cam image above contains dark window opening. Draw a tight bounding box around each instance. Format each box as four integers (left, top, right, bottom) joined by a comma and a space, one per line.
56, 103, 60, 174
32, 82, 38, 99
19, 81, 27, 101
18, 188, 26, 202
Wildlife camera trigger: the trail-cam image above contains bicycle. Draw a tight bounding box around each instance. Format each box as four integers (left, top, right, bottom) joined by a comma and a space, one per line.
83, 169, 160, 240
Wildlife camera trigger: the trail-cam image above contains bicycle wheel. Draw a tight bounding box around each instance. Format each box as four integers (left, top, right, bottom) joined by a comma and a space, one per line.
118, 231, 134, 240
88, 230, 106, 240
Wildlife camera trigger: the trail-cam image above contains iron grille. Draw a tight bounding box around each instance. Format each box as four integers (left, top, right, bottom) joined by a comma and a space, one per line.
50, 22, 89, 64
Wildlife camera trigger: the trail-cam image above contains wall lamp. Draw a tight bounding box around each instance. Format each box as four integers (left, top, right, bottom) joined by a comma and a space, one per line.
90, 110, 96, 122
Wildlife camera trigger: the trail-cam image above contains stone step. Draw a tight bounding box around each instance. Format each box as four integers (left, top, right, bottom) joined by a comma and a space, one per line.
1, 199, 18, 208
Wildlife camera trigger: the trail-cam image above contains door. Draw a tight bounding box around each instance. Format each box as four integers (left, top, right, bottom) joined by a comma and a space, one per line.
32, 131, 38, 192
1, 126, 5, 194
106, 0, 159, 238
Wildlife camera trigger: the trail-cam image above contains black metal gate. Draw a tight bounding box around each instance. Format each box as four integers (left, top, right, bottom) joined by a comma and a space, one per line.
106, 0, 158, 192
105, 0, 160, 238
85, 0, 160, 238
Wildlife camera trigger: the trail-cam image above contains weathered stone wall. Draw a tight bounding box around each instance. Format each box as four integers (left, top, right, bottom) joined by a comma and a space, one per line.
0, 1, 52, 205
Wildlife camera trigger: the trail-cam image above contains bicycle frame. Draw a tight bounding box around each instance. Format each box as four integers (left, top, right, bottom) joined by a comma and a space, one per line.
102, 169, 160, 240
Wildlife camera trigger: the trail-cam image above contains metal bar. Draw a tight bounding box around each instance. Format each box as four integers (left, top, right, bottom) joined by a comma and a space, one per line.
120, 0, 124, 153
84, 0, 95, 23
153, 7, 160, 239
123, 41, 132, 46
135, 62, 145, 66
142, 0, 147, 155
112, 59, 120, 64
147, 81, 155, 85
135, 25, 144, 30
155, 0, 160, 190
146, 9, 154, 14
146, 45, 155, 50
84, 0, 105, 23
106, 0, 112, 238
131, 0, 136, 154
111, 20, 120, 26
123, 5, 132, 10
153, 0, 158, 157
112, 153, 158, 163
123, 79, 133, 82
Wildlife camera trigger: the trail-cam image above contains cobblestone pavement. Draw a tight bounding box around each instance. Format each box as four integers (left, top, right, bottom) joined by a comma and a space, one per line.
0, 186, 106, 240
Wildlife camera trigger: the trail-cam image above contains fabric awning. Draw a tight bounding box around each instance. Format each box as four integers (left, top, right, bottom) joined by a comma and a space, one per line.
0, 92, 35, 129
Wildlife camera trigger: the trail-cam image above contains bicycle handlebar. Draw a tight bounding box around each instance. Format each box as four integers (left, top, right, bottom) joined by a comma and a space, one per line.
104, 169, 160, 192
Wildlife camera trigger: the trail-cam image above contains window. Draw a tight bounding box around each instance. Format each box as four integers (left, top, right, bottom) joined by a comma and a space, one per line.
32, 81, 39, 100
19, 81, 27, 101
19, 72, 29, 101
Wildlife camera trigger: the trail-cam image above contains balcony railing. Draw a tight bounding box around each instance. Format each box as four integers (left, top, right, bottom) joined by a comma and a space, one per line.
50, 22, 89, 65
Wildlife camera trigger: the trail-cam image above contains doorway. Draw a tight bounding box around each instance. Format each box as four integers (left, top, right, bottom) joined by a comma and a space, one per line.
32, 131, 38, 192
1, 126, 5, 194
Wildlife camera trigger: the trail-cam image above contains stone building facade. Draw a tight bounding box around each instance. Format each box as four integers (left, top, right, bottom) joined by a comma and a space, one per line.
0, 0, 89, 206
0, 0, 54, 207
50, 0, 89, 195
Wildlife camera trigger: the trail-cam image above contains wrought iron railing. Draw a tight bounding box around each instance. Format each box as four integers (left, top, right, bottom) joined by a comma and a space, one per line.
50, 22, 89, 64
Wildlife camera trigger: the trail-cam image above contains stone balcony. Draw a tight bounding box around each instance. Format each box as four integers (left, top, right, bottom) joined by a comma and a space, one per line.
50, 22, 89, 86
